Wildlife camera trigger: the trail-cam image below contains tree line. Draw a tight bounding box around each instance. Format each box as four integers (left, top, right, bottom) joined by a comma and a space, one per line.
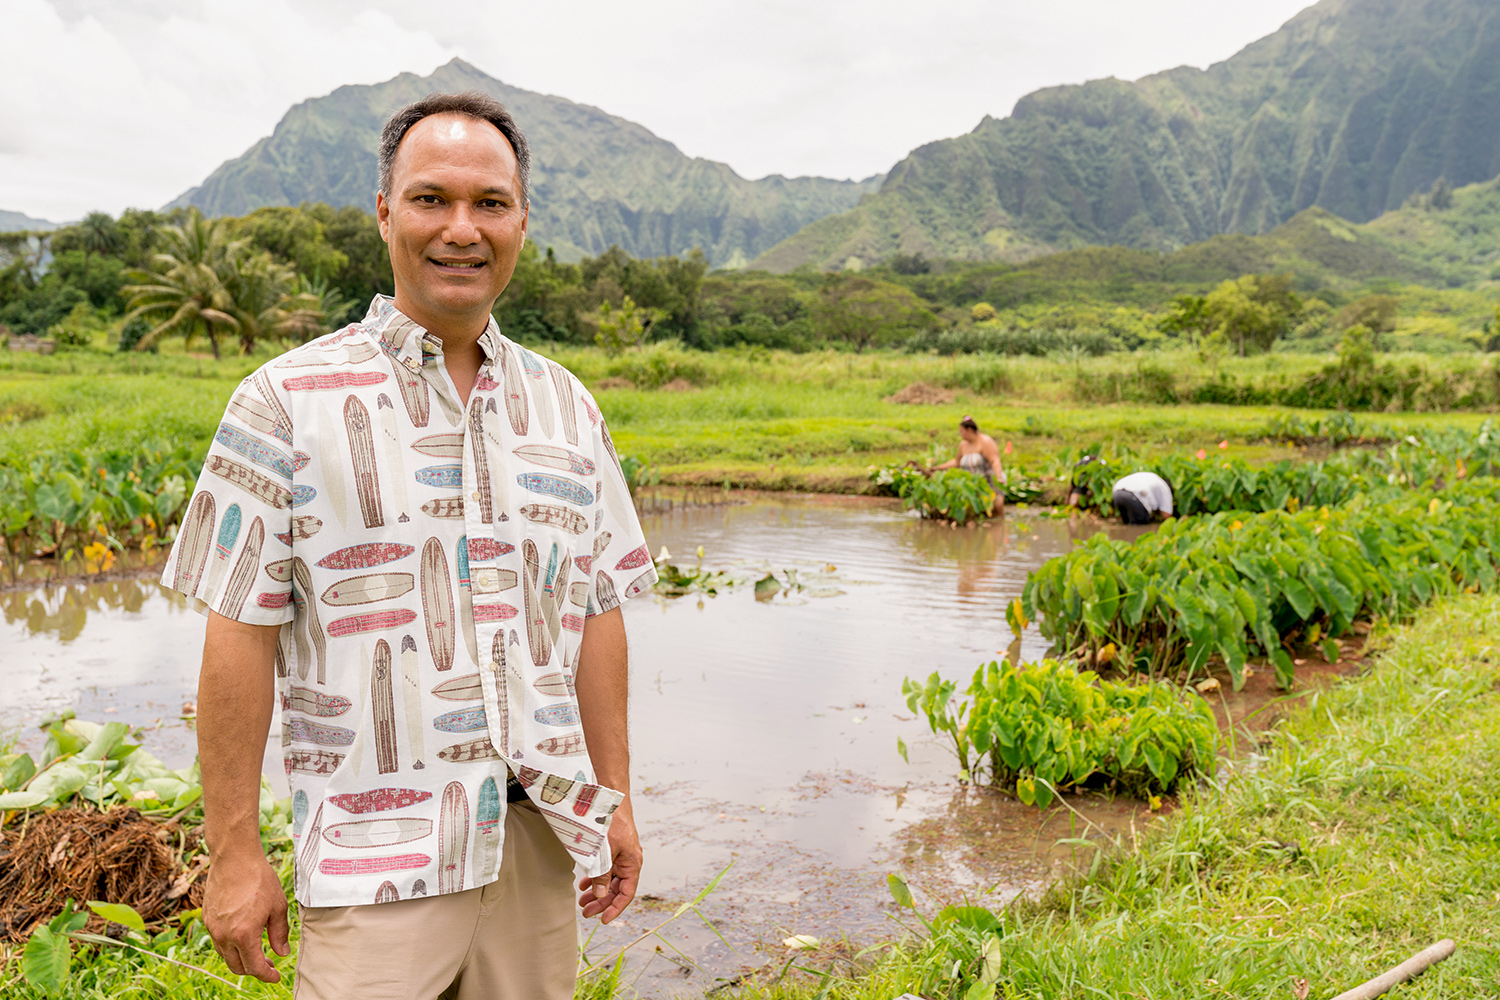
0, 202, 1417, 358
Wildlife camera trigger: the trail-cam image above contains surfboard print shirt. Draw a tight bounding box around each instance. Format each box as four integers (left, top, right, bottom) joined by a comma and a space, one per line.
160, 295, 657, 908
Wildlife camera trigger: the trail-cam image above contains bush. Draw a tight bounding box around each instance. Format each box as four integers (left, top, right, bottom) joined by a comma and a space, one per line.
870, 466, 995, 523
902, 659, 1218, 805
905, 325, 1118, 357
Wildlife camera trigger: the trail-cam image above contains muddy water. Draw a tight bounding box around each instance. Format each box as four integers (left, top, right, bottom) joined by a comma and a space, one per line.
1, 497, 1155, 996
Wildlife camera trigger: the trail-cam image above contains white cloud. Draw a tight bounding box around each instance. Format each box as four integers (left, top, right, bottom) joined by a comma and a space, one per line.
1, 0, 1315, 221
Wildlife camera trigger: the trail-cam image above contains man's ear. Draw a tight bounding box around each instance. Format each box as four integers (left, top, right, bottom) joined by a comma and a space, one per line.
375, 192, 391, 243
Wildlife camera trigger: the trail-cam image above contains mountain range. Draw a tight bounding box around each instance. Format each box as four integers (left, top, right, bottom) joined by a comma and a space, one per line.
757, 0, 1500, 270
0, 210, 59, 233
156, 0, 1500, 278
169, 59, 877, 268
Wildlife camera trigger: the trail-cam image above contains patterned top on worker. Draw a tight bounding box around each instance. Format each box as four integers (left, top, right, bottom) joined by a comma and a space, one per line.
160, 295, 657, 909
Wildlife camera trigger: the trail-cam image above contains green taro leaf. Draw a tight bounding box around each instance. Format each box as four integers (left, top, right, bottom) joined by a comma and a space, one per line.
21, 926, 72, 995
87, 901, 146, 933
887, 873, 915, 909
1281, 578, 1315, 619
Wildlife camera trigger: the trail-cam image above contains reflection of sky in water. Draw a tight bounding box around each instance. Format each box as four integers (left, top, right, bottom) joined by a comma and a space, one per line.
1, 499, 1150, 994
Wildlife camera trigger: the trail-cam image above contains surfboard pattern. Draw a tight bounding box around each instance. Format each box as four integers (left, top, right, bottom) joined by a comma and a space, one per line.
371, 639, 399, 774
519, 503, 588, 534
549, 362, 580, 445
516, 472, 593, 507
327, 608, 418, 637
420, 498, 465, 519
376, 395, 410, 523
540, 810, 605, 859
288, 750, 345, 775
467, 397, 493, 523
328, 788, 432, 814
471, 567, 519, 593
291, 485, 317, 508
568, 581, 589, 607
438, 781, 469, 894
522, 541, 553, 667
539, 774, 574, 805
501, 348, 529, 435
288, 718, 356, 746
207, 455, 292, 509
324, 818, 432, 849
433, 706, 487, 733
202, 502, 242, 603
215, 423, 294, 479
287, 686, 352, 717
293, 790, 308, 839
421, 537, 455, 672
467, 538, 514, 562
412, 432, 464, 459
284, 371, 387, 392
291, 558, 327, 683
344, 395, 384, 529
386, 351, 430, 428
173, 492, 215, 596
320, 854, 429, 876
521, 347, 556, 439
320, 572, 414, 606
512, 445, 594, 476
316, 404, 349, 529
399, 634, 426, 771
297, 803, 324, 888
614, 544, 651, 571
278, 340, 380, 367
455, 537, 479, 666
595, 571, 619, 613
431, 673, 483, 702
293, 450, 311, 472
625, 570, 655, 599
374, 881, 400, 903
534, 704, 581, 727
414, 465, 463, 489
275, 515, 322, 547
536, 733, 587, 757
436, 738, 499, 763
228, 390, 291, 445
317, 542, 414, 571
532, 672, 574, 698
220, 516, 264, 618
472, 604, 519, 623
476, 776, 501, 876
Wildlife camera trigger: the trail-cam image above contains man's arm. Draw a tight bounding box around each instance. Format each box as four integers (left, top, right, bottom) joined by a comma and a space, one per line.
198, 612, 289, 983
572, 606, 639, 924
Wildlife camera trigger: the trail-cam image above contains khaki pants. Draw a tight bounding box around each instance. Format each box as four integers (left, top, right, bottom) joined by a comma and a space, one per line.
294, 802, 577, 1000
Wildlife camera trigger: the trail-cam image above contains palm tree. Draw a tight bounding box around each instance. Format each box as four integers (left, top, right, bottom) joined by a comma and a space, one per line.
222, 247, 327, 354
121, 209, 240, 359
78, 211, 122, 256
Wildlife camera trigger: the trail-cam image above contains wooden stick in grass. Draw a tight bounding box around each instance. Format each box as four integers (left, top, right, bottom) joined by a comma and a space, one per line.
1330, 939, 1456, 1000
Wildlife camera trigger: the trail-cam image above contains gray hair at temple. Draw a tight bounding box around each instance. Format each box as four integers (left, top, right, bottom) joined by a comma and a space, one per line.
377, 91, 531, 206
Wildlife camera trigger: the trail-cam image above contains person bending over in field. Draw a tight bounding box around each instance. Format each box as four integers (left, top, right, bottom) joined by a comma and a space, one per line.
928, 415, 1005, 516
1111, 470, 1174, 524
1066, 454, 1105, 509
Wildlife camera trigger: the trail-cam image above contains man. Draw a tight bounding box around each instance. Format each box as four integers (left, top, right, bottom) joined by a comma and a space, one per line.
1111, 470, 1174, 524
160, 91, 657, 1000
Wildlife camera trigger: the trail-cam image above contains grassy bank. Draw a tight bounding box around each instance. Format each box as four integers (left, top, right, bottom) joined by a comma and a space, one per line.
736, 593, 1500, 999
4, 345, 1493, 491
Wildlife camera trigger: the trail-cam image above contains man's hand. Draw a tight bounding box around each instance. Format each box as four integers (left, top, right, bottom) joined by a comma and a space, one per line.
577, 796, 641, 924
204, 852, 290, 983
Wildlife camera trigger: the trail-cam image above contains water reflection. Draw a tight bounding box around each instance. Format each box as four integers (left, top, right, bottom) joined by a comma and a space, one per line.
1, 497, 1153, 996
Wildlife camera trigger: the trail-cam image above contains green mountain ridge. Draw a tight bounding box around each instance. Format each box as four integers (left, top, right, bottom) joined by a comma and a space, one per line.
756, 0, 1500, 271
169, 59, 879, 267
0, 210, 59, 233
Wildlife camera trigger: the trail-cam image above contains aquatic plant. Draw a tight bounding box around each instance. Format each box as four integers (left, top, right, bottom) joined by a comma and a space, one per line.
901, 660, 1216, 806
1026, 480, 1500, 689
869, 466, 995, 523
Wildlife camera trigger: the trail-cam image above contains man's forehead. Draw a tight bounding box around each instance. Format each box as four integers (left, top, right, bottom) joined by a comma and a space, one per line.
395, 113, 517, 175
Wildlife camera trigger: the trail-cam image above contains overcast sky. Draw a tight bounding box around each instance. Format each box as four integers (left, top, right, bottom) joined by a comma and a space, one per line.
3, 0, 1316, 222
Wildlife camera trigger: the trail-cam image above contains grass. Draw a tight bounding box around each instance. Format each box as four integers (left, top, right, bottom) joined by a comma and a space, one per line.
5, 344, 1494, 492
733, 593, 1500, 999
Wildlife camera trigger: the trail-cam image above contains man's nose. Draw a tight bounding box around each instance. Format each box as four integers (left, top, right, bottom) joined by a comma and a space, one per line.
443, 205, 480, 246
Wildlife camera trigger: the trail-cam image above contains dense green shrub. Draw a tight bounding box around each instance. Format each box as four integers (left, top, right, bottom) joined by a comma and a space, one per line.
902, 659, 1218, 805
904, 325, 1118, 357
1024, 480, 1500, 689
870, 466, 995, 523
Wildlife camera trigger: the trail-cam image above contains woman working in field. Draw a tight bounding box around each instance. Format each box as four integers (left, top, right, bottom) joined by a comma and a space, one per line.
928, 415, 1006, 516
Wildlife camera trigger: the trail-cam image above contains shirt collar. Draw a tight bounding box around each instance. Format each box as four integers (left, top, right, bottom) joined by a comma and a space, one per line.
363, 294, 503, 369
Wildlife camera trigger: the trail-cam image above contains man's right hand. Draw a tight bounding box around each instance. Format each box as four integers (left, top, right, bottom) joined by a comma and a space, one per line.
203, 852, 290, 983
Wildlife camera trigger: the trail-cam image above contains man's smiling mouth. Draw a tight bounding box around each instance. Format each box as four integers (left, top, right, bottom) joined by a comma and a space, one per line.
432, 259, 486, 268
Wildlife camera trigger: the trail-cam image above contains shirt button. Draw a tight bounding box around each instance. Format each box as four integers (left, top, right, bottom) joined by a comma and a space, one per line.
471, 491, 481, 501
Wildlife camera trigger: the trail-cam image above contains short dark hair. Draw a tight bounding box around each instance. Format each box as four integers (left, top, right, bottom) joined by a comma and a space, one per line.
378, 91, 531, 205
959, 416, 979, 432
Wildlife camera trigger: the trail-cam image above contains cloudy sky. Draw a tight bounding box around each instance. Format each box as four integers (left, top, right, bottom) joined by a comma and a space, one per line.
3, 0, 1315, 222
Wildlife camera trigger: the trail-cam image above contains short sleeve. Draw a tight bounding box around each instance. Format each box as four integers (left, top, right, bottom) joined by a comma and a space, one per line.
582, 388, 655, 616
160, 372, 295, 625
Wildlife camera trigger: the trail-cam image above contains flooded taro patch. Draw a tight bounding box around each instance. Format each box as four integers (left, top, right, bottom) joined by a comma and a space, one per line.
0, 494, 1353, 996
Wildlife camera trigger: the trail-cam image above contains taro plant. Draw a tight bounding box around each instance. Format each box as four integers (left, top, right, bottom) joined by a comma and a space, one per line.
1024, 480, 1500, 690
901, 659, 1218, 806
870, 465, 996, 523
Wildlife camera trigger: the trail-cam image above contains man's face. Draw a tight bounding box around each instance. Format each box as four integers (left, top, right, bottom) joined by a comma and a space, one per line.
376, 112, 528, 331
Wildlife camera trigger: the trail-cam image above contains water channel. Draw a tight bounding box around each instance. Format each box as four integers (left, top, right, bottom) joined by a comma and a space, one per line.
3, 494, 1161, 995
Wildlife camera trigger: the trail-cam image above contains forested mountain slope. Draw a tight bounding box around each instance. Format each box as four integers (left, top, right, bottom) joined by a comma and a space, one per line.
169, 59, 878, 267
756, 0, 1500, 271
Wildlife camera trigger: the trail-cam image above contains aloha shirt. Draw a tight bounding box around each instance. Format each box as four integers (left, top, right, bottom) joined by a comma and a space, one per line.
160, 295, 657, 908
